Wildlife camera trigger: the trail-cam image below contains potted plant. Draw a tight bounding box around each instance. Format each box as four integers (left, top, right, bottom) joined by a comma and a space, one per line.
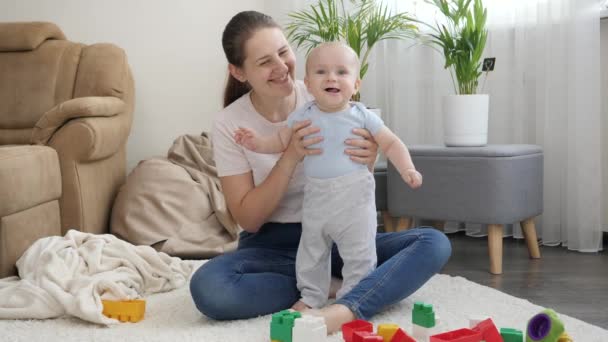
419, 0, 489, 146
285, 0, 418, 103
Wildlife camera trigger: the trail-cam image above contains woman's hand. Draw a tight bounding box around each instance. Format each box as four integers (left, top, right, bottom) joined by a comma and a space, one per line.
345, 128, 379, 171
282, 120, 323, 163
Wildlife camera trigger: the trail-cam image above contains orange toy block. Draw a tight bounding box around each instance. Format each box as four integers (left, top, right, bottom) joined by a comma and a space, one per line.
102, 299, 146, 323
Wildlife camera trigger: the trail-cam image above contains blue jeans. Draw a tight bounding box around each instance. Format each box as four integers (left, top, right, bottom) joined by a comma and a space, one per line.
189, 222, 451, 320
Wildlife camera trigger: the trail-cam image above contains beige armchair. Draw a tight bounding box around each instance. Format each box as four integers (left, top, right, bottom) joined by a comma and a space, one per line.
0, 22, 134, 276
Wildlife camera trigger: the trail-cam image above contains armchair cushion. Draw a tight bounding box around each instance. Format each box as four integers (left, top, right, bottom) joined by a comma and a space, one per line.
0, 146, 61, 217
31, 96, 125, 145
0, 22, 65, 52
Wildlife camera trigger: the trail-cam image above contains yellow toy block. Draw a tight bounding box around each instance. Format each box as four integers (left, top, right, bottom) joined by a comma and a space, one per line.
102, 299, 146, 323
377, 323, 400, 342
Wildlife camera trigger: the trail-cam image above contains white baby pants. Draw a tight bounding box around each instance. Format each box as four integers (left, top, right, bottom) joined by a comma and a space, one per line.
296, 169, 377, 308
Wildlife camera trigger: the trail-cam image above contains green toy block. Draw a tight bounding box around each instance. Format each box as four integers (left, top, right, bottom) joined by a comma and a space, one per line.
501, 327, 524, 342
526, 309, 564, 342
412, 302, 435, 328
270, 310, 302, 342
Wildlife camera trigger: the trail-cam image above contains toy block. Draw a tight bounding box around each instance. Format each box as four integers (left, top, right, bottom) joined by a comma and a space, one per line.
557, 332, 572, 342
471, 318, 502, 342
390, 328, 416, 342
430, 328, 483, 342
500, 328, 523, 342
270, 310, 302, 342
342, 319, 374, 342
292, 315, 326, 342
526, 309, 564, 342
377, 324, 400, 342
413, 324, 433, 342
353, 331, 384, 342
101, 299, 146, 322
413, 302, 436, 328
468, 315, 491, 328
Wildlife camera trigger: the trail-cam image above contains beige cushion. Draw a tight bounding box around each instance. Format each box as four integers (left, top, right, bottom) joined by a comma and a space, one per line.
0, 22, 65, 52
0, 145, 61, 217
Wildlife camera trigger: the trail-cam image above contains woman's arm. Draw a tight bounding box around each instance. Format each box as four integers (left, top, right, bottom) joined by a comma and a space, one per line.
221, 120, 322, 232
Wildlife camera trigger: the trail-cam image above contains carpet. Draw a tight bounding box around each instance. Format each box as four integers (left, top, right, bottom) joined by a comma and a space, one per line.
1, 260, 606, 342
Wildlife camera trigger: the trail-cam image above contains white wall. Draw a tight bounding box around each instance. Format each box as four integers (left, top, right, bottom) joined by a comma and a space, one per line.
601, 20, 608, 232
0, 0, 265, 171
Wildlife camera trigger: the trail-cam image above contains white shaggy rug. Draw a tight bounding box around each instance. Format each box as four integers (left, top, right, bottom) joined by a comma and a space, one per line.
1, 260, 606, 342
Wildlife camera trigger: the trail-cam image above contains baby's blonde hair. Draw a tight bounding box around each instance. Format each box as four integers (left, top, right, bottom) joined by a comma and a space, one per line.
305, 42, 360, 75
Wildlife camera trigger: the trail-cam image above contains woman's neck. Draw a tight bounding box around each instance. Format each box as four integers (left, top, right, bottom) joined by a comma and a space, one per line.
250, 91, 296, 123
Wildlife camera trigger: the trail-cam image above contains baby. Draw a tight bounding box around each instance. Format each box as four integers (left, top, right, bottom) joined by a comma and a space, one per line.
234, 42, 422, 309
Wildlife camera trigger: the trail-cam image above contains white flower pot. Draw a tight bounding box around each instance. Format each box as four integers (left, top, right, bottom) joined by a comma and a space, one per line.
442, 94, 489, 147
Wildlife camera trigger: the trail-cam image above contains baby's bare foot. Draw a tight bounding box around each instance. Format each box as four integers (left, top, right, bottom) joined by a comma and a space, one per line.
291, 300, 311, 312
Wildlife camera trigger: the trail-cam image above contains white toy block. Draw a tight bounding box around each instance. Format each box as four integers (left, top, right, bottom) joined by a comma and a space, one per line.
412, 324, 433, 342
293, 315, 327, 342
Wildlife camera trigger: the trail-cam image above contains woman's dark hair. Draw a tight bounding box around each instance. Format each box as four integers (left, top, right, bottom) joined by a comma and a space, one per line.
222, 11, 280, 107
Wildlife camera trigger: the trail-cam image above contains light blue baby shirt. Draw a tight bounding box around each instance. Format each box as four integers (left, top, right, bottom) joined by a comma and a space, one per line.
287, 101, 384, 179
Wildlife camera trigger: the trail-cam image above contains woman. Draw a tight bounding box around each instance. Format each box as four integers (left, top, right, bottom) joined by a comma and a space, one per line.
189, 10, 452, 334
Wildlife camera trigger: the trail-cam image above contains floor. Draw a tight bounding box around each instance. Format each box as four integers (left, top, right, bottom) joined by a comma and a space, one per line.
440, 231, 608, 329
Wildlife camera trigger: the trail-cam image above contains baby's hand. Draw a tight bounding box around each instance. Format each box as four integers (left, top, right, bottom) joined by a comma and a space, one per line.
404, 169, 423, 189
233, 127, 258, 151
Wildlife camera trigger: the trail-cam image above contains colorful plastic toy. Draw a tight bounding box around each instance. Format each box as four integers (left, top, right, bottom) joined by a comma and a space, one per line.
557, 332, 573, 342
342, 319, 374, 342
471, 318, 502, 342
270, 310, 302, 342
390, 328, 416, 342
101, 299, 146, 323
292, 315, 326, 342
377, 323, 400, 341
501, 327, 524, 342
413, 302, 436, 328
526, 309, 564, 342
429, 328, 483, 342
353, 331, 383, 341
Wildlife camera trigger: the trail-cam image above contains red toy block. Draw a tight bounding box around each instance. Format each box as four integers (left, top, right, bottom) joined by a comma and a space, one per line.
472, 318, 503, 342
430, 328, 483, 342
353, 331, 383, 342
342, 319, 374, 342
390, 328, 416, 342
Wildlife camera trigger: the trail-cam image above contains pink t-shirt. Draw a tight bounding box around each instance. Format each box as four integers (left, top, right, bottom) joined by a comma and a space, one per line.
211, 80, 314, 223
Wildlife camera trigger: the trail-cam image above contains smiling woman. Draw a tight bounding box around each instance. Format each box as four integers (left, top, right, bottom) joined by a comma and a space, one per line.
188, 10, 452, 335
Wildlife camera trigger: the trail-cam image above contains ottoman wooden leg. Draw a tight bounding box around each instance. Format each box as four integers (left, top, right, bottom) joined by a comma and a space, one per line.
521, 218, 541, 259
395, 217, 412, 231
382, 211, 395, 232
488, 224, 504, 275
381, 212, 412, 232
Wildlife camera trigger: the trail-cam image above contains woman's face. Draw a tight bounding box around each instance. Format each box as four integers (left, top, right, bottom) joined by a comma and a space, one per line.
234, 27, 296, 99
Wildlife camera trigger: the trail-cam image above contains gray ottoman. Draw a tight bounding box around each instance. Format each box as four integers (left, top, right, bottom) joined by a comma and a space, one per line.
387, 144, 543, 274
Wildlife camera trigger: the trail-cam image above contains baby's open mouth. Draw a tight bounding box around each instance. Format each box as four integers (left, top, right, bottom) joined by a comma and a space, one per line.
325, 88, 340, 93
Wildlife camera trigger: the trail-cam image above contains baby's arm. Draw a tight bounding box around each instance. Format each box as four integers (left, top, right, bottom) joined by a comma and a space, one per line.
234, 126, 293, 154
373, 127, 422, 189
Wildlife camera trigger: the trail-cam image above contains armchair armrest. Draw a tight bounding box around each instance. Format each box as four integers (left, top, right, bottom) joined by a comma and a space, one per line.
31, 96, 125, 145
32, 96, 132, 162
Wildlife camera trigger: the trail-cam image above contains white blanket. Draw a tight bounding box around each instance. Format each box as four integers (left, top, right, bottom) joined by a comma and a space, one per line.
0, 230, 192, 325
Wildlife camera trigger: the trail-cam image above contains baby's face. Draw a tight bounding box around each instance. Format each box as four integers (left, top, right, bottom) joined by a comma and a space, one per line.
304, 44, 360, 113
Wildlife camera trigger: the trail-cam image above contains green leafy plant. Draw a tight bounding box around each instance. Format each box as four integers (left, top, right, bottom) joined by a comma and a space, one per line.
286, 0, 418, 101
419, 0, 488, 95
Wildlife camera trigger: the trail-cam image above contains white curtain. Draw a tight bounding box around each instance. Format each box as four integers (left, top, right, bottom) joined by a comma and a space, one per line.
267, 0, 605, 252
